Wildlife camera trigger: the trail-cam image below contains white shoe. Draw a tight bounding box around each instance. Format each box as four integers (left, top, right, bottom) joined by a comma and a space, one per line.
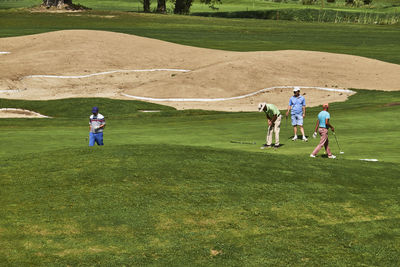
302, 137, 308, 142
328, 155, 336, 159
292, 136, 298, 141
310, 154, 316, 158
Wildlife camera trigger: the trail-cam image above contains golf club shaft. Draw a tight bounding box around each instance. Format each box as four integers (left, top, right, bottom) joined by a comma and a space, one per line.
333, 133, 342, 152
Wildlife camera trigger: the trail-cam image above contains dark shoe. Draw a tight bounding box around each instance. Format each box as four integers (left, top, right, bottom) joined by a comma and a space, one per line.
274, 145, 280, 148
260, 144, 271, 149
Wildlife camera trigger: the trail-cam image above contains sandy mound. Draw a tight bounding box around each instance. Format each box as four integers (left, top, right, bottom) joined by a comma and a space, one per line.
1, 30, 399, 111
0, 108, 49, 118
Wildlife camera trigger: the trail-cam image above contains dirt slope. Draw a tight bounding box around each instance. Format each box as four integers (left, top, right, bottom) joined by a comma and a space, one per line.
1, 30, 399, 112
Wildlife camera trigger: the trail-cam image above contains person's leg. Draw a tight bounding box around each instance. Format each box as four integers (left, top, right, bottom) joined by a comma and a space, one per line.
89, 132, 95, 146
274, 115, 281, 146
324, 136, 331, 156
311, 128, 328, 156
300, 125, 307, 141
300, 126, 305, 136
97, 132, 104, 146
266, 125, 273, 146
295, 115, 306, 140
291, 115, 297, 140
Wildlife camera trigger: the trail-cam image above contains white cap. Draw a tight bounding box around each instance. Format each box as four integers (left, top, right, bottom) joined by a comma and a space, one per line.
293, 87, 300, 92
258, 102, 266, 112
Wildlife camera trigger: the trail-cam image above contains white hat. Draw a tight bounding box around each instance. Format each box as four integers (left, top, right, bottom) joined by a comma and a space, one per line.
258, 102, 266, 112
293, 87, 300, 92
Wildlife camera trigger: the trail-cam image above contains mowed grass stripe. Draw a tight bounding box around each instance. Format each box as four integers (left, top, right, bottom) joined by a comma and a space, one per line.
1, 90, 400, 162
1, 11, 400, 64
1, 144, 399, 265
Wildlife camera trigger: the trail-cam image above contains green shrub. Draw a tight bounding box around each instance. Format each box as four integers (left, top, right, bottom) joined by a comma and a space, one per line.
346, 0, 372, 6
301, 0, 317, 5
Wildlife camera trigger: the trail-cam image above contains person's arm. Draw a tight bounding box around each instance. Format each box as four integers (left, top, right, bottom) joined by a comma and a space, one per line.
268, 114, 277, 127
314, 119, 319, 133
266, 113, 272, 126
98, 116, 106, 129
270, 114, 277, 124
286, 99, 292, 117
326, 119, 334, 132
302, 106, 306, 118
313, 119, 319, 138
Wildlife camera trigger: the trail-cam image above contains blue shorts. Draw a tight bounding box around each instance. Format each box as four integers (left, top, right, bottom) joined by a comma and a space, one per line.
291, 114, 303, 126
89, 132, 104, 146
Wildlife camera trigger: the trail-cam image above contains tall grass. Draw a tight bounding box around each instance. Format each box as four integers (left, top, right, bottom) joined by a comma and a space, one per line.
192, 8, 400, 24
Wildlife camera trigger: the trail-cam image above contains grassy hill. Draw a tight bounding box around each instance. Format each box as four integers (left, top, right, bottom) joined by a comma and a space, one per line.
1, 0, 399, 264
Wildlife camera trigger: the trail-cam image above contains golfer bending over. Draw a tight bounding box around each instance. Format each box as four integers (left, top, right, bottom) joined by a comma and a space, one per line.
258, 102, 282, 149
89, 106, 106, 146
286, 87, 307, 141
310, 103, 336, 158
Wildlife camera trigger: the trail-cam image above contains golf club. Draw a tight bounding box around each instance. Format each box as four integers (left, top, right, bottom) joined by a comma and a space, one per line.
332, 132, 344, 154
285, 115, 288, 128
230, 140, 256, 145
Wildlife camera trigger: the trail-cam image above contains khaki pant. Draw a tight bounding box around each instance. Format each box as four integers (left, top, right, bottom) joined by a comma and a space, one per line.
266, 115, 281, 146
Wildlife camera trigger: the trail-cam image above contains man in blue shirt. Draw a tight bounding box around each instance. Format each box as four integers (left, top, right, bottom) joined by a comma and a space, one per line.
310, 103, 336, 159
286, 87, 307, 141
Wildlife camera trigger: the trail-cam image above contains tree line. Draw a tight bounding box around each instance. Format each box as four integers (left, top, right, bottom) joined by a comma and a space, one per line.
142, 0, 220, 14
42, 0, 220, 14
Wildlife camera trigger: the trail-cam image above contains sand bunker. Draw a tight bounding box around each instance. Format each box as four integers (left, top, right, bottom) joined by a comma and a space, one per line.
0, 108, 49, 118
0, 30, 399, 111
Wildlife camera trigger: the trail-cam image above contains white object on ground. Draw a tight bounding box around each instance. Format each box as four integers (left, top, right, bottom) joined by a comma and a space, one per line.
122, 86, 355, 102
340, 151, 345, 154
23, 69, 190, 79
0, 52, 10, 55
0, 108, 50, 118
360, 159, 379, 162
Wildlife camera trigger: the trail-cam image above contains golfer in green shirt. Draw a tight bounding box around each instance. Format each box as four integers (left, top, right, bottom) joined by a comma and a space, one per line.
258, 102, 282, 149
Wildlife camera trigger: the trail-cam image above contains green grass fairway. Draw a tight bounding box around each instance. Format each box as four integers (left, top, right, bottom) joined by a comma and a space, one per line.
1, 5, 400, 264
1, 90, 400, 265
1, 10, 400, 64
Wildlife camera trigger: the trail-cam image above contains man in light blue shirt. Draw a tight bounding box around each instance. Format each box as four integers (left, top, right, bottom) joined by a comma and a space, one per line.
286, 87, 307, 141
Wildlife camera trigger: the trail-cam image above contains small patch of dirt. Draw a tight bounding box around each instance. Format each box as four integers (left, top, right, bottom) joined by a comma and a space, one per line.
0, 108, 49, 118
210, 249, 223, 256
384, 102, 400, 107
